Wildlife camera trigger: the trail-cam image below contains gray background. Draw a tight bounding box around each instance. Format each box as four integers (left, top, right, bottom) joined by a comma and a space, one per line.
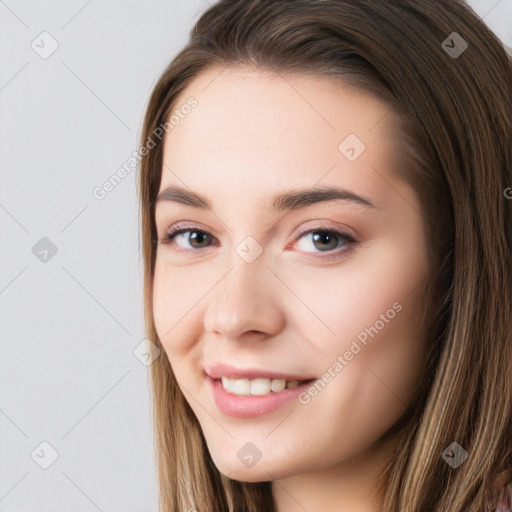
0, 1, 510, 511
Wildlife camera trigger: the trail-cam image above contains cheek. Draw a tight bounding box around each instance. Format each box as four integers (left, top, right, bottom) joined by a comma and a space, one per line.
152, 260, 206, 358
280, 234, 428, 356
291, 235, 428, 432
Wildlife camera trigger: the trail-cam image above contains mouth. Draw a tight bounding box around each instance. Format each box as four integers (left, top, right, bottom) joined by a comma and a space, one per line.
204, 363, 316, 395
219, 376, 313, 396
204, 364, 317, 418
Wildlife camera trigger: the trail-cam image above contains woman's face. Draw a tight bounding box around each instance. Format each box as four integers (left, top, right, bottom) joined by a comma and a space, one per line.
152, 65, 430, 483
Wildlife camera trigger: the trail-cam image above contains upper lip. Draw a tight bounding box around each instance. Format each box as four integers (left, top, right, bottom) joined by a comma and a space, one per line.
204, 362, 316, 381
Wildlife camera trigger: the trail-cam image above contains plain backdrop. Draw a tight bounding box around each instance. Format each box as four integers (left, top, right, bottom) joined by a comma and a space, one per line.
0, 1, 511, 510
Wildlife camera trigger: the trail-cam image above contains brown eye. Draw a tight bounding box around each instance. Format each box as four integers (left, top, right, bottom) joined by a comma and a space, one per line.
310, 231, 342, 252
160, 228, 215, 250
183, 230, 213, 249
159, 223, 357, 262
294, 226, 356, 256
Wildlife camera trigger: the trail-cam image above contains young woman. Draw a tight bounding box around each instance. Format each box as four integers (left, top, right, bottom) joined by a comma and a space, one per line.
137, 1, 511, 510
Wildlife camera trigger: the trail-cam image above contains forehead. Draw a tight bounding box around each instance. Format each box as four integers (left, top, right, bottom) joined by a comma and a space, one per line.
159, 65, 405, 210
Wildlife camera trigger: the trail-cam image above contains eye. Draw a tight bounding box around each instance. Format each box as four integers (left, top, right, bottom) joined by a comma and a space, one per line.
292, 224, 357, 260
290, 226, 357, 261
158, 223, 357, 260
159, 226, 215, 251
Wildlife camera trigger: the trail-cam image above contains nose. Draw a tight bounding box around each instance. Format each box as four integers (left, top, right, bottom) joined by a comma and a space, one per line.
203, 251, 286, 341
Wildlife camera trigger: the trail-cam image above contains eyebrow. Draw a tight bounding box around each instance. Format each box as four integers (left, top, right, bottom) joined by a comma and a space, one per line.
155, 185, 379, 211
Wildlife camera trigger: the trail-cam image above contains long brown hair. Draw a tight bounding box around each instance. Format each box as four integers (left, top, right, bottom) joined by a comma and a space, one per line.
137, 1, 512, 510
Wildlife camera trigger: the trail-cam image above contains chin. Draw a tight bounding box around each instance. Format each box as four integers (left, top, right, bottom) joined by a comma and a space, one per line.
208, 449, 272, 482
225, 469, 269, 483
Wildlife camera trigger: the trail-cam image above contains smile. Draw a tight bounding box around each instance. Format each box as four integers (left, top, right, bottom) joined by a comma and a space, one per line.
206, 375, 316, 418
221, 377, 308, 395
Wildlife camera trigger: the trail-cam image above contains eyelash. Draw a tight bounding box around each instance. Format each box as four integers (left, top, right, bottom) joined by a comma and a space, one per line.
158, 223, 358, 261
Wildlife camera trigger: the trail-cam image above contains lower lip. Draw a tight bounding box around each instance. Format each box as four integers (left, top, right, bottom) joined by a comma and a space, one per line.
207, 376, 314, 418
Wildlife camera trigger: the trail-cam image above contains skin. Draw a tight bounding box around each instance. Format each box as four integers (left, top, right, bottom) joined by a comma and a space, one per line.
152, 65, 431, 512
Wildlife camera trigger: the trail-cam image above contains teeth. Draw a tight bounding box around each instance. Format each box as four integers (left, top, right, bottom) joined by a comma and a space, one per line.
270, 379, 286, 392
220, 377, 305, 396
231, 378, 251, 395
251, 378, 270, 395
